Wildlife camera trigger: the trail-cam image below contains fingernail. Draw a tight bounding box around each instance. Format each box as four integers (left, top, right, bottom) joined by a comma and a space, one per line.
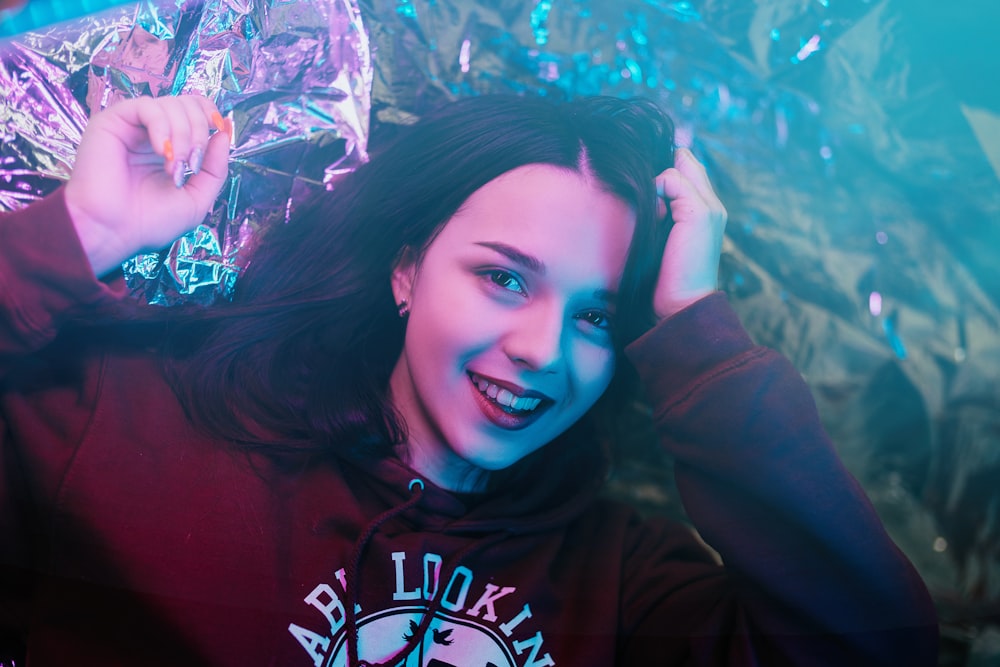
224, 117, 234, 139
173, 160, 187, 188
163, 138, 174, 163
188, 146, 204, 174
211, 111, 226, 133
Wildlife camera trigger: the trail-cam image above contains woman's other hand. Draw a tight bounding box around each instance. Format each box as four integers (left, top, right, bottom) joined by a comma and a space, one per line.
652, 147, 728, 319
64, 95, 232, 277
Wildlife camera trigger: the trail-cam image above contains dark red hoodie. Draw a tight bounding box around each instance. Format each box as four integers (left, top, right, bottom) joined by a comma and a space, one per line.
1, 190, 938, 665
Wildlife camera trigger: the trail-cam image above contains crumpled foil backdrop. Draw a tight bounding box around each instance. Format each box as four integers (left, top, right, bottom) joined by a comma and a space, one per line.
2, 1, 999, 663
1, 0, 370, 304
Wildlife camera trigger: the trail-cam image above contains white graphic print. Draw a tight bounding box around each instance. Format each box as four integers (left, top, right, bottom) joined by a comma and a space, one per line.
329, 608, 514, 666
288, 550, 555, 667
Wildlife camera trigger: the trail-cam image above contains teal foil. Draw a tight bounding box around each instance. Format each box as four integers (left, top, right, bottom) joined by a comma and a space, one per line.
2, 1, 999, 650
360, 0, 1000, 646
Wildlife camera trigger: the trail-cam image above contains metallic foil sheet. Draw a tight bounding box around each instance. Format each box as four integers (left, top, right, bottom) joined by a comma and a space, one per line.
3, 0, 1000, 649
1, 0, 371, 305
359, 0, 1000, 636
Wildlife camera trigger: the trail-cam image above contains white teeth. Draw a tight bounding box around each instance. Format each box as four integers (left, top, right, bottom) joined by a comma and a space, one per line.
496, 388, 514, 406
471, 374, 544, 413
512, 395, 542, 411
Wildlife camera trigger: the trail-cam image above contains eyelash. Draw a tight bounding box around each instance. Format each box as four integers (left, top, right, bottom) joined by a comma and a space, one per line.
577, 310, 612, 331
485, 269, 526, 295
480, 268, 614, 334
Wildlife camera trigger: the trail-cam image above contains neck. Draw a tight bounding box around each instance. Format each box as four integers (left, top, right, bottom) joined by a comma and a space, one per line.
393, 441, 489, 493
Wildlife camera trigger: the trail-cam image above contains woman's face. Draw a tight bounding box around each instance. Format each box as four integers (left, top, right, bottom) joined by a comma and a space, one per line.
389, 164, 636, 492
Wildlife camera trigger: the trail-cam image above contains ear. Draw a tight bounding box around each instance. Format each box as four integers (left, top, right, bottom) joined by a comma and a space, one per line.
391, 246, 417, 307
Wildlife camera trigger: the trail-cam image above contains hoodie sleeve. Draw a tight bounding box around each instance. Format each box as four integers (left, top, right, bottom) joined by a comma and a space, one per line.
0, 188, 122, 366
620, 291, 939, 666
0, 189, 121, 656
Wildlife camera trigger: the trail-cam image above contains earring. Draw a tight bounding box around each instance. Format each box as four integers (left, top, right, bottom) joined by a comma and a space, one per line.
397, 300, 410, 318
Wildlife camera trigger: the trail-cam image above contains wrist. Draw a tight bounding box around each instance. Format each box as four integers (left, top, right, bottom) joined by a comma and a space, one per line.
64, 187, 127, 278
653, 287, 716, 320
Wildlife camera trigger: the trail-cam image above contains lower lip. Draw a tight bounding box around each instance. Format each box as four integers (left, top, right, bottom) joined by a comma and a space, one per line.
468, 377, 547, 431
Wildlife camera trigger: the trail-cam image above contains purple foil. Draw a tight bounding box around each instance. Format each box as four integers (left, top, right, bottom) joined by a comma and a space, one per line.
3, 0, 1000, 626
1, 0, 371, 305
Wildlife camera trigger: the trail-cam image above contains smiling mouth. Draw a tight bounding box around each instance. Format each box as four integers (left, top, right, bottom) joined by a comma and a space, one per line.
468, 372, 550, 416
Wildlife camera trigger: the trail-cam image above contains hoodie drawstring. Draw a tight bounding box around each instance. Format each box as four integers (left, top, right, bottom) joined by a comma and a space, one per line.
344, 478, 510, 667
345, 479, 425, 667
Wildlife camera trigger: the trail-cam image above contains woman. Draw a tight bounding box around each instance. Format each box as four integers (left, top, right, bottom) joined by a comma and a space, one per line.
0, 94, 937, 665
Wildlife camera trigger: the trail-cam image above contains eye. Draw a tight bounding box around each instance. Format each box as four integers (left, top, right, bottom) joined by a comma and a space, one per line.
577, 309, 613, 331
485, 269, 526, 295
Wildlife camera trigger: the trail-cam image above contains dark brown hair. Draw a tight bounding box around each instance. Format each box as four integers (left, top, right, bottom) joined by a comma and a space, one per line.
163, 94, 675, 481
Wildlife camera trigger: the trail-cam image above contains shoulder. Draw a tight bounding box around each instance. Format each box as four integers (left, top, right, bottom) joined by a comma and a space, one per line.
2, 332, 175, 462
568, 496, 717, 567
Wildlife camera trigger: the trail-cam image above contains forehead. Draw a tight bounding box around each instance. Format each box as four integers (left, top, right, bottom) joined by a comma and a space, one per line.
429, 164, 636, 288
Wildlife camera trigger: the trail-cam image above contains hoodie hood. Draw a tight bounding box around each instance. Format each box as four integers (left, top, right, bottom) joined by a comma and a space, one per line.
330, 441, 607, 666
338, 444, 608, 537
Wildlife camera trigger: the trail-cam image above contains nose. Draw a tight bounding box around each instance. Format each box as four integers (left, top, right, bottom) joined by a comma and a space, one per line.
503, 303, 565, 373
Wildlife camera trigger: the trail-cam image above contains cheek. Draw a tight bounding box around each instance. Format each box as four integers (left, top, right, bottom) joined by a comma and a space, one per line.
572, 343, 617, 399
413, 266, 510, 351
407, 287, 491, 370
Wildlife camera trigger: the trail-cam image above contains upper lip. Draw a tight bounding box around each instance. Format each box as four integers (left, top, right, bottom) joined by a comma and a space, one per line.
468, 371, 554, 403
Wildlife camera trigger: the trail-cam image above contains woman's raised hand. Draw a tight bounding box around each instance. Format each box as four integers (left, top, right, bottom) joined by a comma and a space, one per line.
64, 95, 232, 277
653, 147, 728, 319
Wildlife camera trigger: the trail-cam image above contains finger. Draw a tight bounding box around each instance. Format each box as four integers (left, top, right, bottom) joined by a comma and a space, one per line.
656, 197, 667, 220
657, 160, 725, 226
656, 166, 699, 204
164, 97, 199, 186
114, 96, 193, 184
673, 148, 725, 211
185, 93, 227, 133
119, 96, 225, 188
673, 148, 710, 190
180, 127, 230, 210
129, 96, 193, 186
104, 97, 171, 161
176, 95, 217, 176
656, 167, 724, 231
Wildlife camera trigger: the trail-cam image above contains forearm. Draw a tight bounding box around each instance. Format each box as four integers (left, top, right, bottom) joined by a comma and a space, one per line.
625, 294, 938, 663
0, 188, 120, 361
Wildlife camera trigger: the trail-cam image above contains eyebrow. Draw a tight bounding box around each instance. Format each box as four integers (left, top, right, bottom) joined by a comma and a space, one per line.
474, 241, 546, 274
474, 241, 617, 304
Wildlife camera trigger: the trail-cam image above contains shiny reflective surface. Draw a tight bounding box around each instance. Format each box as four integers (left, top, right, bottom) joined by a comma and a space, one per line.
1, 0, 371, 305
2, 2, 998, 662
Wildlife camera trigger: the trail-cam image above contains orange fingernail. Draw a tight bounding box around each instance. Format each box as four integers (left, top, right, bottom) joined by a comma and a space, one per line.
223, 118, 234, 138
211, 111, 225, 133
163, 138, 174, 163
